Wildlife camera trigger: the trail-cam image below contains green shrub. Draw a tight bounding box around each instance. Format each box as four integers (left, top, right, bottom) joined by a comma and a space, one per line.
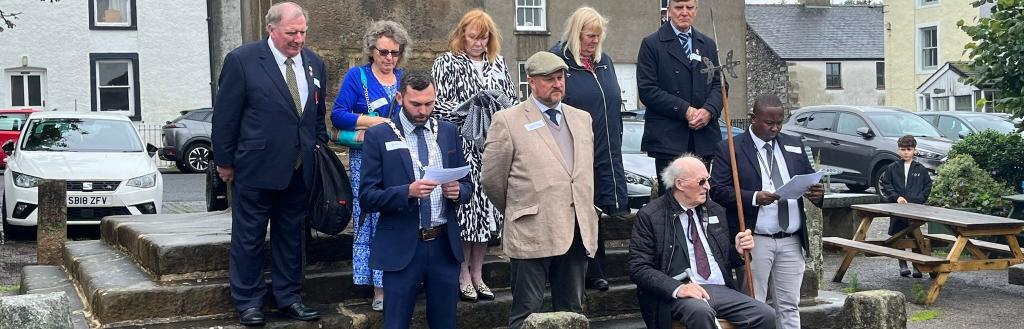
948, 130, 1024, 193
928, 154, 1013, 216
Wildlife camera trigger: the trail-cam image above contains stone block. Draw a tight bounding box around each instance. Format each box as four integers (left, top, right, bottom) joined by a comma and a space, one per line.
599, 213, 636, 241
523, 312, 590, 329
839, 290, 906, 329
821, 194, 880, 240
0, 292, 73, 329
19, 266, 88, 329
1009, 264, 1024, 286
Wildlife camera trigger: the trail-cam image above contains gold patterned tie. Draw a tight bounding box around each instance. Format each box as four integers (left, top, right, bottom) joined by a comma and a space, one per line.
285, 57, 302, 115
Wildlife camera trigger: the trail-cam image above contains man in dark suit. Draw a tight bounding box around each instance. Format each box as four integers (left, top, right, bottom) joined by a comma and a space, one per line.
211, 2, 326, 326
709, 95, 824, 329
629, 155, 774, 329
638, 0, 724, 194
359, 72, 473, 329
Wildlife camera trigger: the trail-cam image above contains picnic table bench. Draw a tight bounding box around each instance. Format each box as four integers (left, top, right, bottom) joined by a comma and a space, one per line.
823, 203, 1024, 305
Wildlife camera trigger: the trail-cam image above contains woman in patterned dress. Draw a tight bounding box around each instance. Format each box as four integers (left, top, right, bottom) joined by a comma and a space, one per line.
431, 9, 517, 302
330, 20, 411, 312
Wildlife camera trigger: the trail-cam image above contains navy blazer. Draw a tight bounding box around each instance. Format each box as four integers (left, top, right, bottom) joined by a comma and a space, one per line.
212, 40, 329, 190
637, 22, 724, 158
880, 160, 933, 204
359, 119, 472, 271
709, 132, 816, 253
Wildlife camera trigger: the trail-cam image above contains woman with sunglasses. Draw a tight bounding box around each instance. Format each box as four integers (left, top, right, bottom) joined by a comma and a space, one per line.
330, 19, 411, 312
430, 9, 516, 303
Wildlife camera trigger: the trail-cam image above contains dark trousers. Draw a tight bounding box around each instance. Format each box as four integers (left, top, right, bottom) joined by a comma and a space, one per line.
229, 168, 308, 311
586, 209, 607, 281
508, 226, 589, 329
655, 156, 713, 196
672, 284, 776, 329
382, 233, 460, 329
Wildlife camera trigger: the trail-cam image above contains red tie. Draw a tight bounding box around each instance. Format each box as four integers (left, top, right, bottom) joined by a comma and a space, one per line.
687, 209, 712, 279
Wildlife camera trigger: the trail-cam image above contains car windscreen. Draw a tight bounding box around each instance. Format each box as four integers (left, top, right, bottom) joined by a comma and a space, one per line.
964, 116, 1016, 134
0, 113, 29, 132
20, 118, 144, 152
865, 112, 942, 138
622, 122, 643, 153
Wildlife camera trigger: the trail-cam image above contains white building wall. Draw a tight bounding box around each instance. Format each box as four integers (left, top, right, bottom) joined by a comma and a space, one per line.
0, 0, 211, 125
788, 60, 886, 108
614, 63, 637, 112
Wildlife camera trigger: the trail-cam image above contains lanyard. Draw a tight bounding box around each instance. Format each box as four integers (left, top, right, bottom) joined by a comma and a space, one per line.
755, 141, 777, 188
386, 118, 439, 174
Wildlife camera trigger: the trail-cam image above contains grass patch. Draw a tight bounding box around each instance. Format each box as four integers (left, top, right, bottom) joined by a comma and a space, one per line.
909, 309, 939, 322
0, 285, 19, 293
842, 273, 860, 293
911, 283, 927, 304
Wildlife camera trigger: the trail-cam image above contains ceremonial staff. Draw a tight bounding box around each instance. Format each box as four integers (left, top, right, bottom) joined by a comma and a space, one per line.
702, 5, 754, 297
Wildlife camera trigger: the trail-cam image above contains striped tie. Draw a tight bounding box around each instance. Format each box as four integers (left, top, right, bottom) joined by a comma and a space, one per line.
677, 33, 691, 56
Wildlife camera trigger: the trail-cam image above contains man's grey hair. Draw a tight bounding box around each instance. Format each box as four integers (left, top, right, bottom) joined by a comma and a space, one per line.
660, 154, 701, 191
266, 2, 308, 26
362, 20, 413, 66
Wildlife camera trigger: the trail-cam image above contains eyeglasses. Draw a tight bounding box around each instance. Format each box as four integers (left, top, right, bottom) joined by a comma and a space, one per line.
374, 47, 401, 58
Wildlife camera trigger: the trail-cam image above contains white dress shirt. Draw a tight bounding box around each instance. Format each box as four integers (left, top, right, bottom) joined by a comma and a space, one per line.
671, 204, 726, 299
749, 131, 801, 234
267, 37, 309, 111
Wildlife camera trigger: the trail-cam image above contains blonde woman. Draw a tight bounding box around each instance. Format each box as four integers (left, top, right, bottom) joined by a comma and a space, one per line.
431, 9, 516, 302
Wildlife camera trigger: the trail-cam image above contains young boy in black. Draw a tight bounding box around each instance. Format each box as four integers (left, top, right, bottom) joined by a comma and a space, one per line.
879, 135, 933, 277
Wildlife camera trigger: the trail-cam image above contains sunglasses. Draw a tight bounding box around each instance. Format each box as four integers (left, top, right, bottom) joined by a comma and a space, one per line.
680, 176, 710, 186
374, 47, 401, 58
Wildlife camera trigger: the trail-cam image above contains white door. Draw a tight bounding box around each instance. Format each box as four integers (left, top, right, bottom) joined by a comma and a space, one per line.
6, 69, 46, 110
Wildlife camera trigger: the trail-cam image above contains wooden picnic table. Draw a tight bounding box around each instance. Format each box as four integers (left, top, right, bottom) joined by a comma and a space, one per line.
824, 203, 1024, 305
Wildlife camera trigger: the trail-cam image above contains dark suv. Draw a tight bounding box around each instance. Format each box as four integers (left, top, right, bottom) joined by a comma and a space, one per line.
783, 106, 952, 193
159, 108, 212, 173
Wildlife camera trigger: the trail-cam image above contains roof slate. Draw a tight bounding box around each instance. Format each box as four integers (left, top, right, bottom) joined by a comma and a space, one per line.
746, 4, 883, 60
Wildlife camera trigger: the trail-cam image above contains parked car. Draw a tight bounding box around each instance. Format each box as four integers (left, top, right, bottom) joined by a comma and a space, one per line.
159, 108, 212, 173
783, 105, 952, 193
621, 117, 743, 209
916, 111, 1017, 141
2, 112, 163, 232
0, 108, 39, 169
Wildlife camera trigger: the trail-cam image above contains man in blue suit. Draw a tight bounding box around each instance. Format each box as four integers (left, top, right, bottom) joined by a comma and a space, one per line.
709, 95, 824, 329
360, 72, 472, 329
638, 0, 724, 195
211, 2, 327, 326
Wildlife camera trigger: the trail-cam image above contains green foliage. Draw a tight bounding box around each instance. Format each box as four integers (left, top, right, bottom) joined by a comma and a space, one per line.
910, 309, 940, 322
949, 130, 1024, 193
959, 0, 1024, 125
928, 155, 1013, 216
0, 284, 19, 292
842, 272, 860, 293
911, 283, 928, 304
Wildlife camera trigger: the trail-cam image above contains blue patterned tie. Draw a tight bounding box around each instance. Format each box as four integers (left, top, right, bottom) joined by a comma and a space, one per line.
545, 109, 559, 126
677, 32, 691, 56
415, 126, 431, 229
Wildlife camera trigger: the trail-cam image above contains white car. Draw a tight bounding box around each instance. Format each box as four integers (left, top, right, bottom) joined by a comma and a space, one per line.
2, 112, 162, 230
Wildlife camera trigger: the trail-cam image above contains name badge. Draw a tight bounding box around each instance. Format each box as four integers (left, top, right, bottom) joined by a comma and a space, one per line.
369, 98, 389, 110
385, 141, 408, 151
688, 53, 702, 62
313, 78, 321, 88
709, 216, 720, 224
525, 120, 546, 131
784, 145, 802, 154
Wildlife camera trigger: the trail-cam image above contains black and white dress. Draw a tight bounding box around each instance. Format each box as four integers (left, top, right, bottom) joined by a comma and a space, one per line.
431, 51, 518, 242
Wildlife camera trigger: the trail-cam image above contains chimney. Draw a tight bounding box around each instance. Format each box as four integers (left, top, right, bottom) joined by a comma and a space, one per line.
801, 0, 832, 7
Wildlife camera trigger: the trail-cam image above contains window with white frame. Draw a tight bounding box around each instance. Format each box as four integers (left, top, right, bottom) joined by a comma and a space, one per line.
6, 69, 46, 108
516, 0, 546, 32
660, 0, 669, 24
91, 53, 141, 120
90, 0, 137, 30
518, 62, 531, 102
919, 26, 938, 71
919, 0, 939, 7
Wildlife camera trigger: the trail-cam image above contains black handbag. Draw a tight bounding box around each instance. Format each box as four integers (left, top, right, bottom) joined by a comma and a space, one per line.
307, 143, 354, 235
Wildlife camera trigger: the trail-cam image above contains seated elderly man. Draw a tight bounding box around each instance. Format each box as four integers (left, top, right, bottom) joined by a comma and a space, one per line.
628, 155, 776, 329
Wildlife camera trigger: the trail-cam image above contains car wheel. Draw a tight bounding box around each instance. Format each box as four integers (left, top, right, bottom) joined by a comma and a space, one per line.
872, 165, 890, 196
845, 184, 869, 193
183, 143, 211, 174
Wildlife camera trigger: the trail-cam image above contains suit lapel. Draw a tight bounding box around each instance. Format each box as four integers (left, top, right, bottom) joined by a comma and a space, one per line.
259, 41, 298, 116
567, 108, 588, 178
737, 133, 762, 187
658, 23, 692, 69
391, 122, 417, 182
300, 50, 316, 122
523, 101, 570, 174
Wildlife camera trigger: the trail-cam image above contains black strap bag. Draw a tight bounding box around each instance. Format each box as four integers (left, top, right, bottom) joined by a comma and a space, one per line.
307, 143, 354, 235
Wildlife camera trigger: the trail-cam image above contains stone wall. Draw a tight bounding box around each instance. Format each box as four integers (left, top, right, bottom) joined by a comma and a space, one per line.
745, 25, 790, 113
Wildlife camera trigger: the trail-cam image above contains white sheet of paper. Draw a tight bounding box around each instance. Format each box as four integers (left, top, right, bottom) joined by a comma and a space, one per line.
775, 170, 826, 200
423, 166, 471, 184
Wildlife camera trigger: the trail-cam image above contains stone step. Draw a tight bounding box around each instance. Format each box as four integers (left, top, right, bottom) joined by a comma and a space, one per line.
18, 265, 90, 329
117, 280, 641, 328
99, 211, 353, 280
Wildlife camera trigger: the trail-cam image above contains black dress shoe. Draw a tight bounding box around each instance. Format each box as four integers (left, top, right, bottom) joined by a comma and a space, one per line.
587, 278, 610, 291
278, 302, 320, 321
238, 308, 266, 326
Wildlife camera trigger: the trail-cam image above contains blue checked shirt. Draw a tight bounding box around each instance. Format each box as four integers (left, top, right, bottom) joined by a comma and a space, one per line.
399, 114, 446, 228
